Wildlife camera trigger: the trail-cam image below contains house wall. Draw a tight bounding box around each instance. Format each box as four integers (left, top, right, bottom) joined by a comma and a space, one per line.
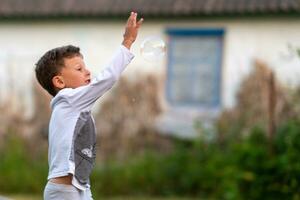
0, 18, 300, 118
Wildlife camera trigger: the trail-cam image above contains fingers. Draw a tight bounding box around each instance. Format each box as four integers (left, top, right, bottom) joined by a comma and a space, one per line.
127, 12, 134, 26
133, 13, 137, 27
127, 12, 143, 28
128, 12, 135, 26
137, 18, 143, 28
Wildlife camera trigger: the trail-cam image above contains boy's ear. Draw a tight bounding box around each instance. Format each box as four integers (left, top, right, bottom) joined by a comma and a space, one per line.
52, 75, 65, 90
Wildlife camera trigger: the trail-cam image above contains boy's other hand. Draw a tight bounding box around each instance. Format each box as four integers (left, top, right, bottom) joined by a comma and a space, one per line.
122, 12, 143, 50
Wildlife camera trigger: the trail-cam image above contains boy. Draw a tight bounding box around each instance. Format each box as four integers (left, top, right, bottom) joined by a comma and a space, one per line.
35, 12, 143, 200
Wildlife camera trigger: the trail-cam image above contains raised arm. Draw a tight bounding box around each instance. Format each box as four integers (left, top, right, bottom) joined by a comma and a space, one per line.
63, 12, 143, 111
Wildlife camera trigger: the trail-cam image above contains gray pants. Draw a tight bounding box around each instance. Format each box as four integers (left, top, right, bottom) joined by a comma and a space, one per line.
44, 181, 93, 200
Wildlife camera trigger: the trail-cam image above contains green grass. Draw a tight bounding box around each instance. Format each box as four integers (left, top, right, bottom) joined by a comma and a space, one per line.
3, 195, 40, 200
4, 195, 198, 200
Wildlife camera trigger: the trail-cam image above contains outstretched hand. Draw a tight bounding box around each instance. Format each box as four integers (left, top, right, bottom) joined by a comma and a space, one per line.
122, 12, 143, 49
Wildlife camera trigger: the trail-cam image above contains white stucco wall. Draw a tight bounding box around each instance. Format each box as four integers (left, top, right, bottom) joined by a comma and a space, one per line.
0, 18, 300, 118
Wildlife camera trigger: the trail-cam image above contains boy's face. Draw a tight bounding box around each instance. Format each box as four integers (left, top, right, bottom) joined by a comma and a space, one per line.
53, 56, 91, 90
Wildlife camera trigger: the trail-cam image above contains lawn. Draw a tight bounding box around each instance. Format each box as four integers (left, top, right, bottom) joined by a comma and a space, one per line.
3, 195, 198, 200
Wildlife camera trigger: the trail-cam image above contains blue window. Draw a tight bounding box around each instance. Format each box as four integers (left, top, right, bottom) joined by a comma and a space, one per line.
166, 28, 224, 109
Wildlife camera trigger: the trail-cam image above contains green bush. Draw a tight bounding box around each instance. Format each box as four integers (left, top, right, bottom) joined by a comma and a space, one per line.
2, 120, 300, 199
0, 133, 48, 194
91, 121, 300, 199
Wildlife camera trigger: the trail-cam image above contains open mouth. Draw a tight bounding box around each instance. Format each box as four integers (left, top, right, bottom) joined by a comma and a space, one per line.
85, 79, 91, 84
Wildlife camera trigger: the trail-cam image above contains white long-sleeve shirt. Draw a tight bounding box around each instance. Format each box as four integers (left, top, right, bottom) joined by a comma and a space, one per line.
47, 45, 134, 190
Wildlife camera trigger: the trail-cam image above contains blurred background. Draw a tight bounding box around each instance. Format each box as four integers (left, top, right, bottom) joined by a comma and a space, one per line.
1, 0, 300, 199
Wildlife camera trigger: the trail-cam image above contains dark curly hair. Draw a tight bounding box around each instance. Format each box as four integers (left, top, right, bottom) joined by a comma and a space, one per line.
35, 45, 82, 96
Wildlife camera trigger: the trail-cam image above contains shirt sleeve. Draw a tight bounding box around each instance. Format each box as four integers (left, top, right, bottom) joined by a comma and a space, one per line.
63, 45, 134, 111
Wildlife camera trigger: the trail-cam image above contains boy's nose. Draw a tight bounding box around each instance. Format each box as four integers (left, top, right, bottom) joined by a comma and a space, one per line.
86, 69, 91, 76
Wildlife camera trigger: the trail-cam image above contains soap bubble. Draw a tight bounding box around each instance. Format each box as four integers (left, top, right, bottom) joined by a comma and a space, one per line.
140, 36, 166, 62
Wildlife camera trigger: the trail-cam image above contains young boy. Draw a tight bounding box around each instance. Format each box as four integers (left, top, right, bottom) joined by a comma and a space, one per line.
35, 12, 143, 200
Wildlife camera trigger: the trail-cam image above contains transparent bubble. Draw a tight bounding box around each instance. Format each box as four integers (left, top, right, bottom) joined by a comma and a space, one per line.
140, 36, 166, 62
